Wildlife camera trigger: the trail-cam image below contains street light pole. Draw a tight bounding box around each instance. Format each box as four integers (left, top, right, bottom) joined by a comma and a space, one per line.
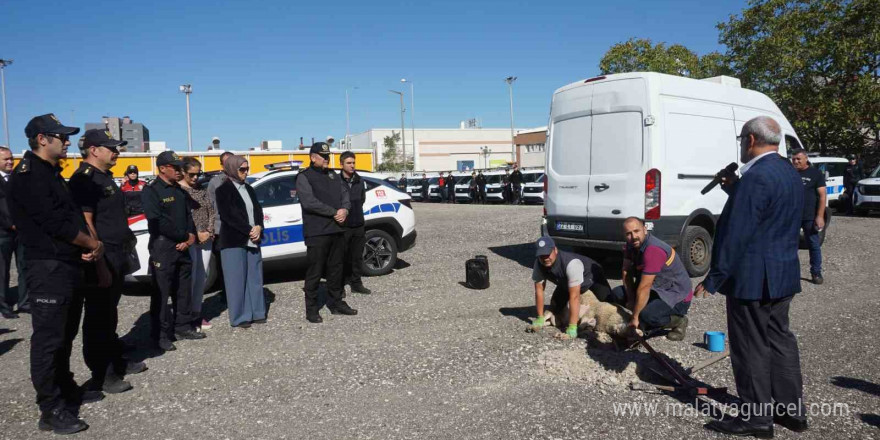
0, 59, 13, 148
345, 87, 358, 150
389, 90, 406, 172
401, 79, 416, 171
179, 84, 193, 152
504, 76, 517, 164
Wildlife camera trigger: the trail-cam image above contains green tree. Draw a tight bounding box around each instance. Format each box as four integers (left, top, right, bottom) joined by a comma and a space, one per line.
718, 0, 880, 160
376, 132, 407, 172
599, 38, 730, 78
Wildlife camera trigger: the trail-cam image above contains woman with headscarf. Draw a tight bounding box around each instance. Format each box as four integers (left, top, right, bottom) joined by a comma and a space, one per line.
215, 156, 266, 328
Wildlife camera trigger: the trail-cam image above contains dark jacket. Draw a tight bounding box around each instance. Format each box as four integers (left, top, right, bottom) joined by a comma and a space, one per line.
9, 151, 89, 263
216, 179, 264, 250
510, 170, 523, 186
296, 165, 350, 239
342, 172, 366, 228
445, 175, 456, 190
0, 174, 14, 233
844, 163, 864, 188
703, 154, 802, 300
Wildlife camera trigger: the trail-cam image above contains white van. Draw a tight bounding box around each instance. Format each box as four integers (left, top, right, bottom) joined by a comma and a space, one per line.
543, 72, 805, 277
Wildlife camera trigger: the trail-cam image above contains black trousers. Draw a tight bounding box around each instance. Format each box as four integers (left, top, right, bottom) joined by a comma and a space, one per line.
727, 293, 804, 422
27, 259, 84, 413
342, 226, 365, 288
149, 252, 193, 341
304, 233, 345, 314
512, 184, 521, 204
80, 260, 126, 383
0, 232, 27, 312
478, 185, 487, 203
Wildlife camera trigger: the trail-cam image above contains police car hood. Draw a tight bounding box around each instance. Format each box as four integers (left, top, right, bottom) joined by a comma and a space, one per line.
858, 177, 880, 186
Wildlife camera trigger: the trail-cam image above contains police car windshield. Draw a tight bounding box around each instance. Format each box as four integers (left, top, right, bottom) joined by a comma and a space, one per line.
456, 176, 472, 184
485, 174, 503, 184
428, 177, 440, 184
522, 173, 545, 183
871, 165, 880, 178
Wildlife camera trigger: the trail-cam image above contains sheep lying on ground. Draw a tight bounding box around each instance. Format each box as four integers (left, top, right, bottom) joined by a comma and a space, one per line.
533, 290, 642, 342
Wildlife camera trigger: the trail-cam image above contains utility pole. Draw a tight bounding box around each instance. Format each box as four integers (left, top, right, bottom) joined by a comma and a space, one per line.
401, 79, 417, 171
179, 84, 193, 151
0, 59, 12, 148
504, 76, 517, 164
345, 87, 358, 149
389, 90, 406, 172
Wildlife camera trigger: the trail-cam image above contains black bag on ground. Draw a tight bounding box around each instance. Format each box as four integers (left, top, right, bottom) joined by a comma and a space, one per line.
465, 255, 490, 289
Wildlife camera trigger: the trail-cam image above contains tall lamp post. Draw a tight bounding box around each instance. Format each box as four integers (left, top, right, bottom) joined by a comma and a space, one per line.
345, 86, 358, 150
388, 90, 407, 172
179, 84, 193, 152
480, 145, 492, 169
400, 79, 417, 171
0, 59, 12, 148
504, 76, 517, 164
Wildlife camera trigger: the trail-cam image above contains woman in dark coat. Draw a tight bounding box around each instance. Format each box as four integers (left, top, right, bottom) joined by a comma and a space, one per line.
215, 155, 266, 328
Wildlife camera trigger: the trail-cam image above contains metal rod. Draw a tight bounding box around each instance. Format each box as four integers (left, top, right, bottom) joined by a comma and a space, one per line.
185, 92, 192, 152
505, 76, 517, 164
409, 82, 416, 172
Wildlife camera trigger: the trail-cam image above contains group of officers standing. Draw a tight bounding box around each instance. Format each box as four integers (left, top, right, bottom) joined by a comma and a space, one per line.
1, 114, 373, 435
397, 165, 525, 204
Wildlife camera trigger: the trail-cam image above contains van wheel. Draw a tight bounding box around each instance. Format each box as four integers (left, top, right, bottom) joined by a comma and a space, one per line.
362, 229, 398, 277
681, 226, 712, 277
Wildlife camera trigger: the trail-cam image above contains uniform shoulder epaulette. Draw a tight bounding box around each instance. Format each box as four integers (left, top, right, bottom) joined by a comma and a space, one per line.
147, 178, 158, 186
15, 158, 30, 174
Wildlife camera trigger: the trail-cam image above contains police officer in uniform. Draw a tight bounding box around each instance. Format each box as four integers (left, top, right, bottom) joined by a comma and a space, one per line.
70, 129, 148, 395
142, 151, 204, 351
296, 142, 358, 322
339, 151, 371, 295
11, 114, 105, 434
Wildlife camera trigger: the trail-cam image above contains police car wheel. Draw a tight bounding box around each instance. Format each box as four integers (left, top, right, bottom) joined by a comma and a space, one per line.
361, 229, 398, 277
681, 225, 712, 278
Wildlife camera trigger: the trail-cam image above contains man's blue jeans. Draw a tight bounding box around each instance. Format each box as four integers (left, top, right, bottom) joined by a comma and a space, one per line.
802, 220, 822, 276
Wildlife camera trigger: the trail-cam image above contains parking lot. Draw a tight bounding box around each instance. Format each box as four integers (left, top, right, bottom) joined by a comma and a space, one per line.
0, 203, 878, 439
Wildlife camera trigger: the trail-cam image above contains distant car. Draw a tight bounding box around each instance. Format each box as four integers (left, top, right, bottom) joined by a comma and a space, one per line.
483, 171, 507, 203
453, 175, 475, 203
519, 169, 545, 204
853, 164, 880, 215
406, 177, 432, 202
808, 156, 848, 208
126, 166, 417, 289
426, 177, 443, 202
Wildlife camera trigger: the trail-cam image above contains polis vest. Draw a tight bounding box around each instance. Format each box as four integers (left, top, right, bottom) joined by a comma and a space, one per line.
538, 250, 596, 292
300, 166, 344, 238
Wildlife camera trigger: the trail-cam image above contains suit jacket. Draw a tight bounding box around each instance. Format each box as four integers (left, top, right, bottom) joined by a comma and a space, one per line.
703, 154, 803, 300
216, 179, 264, 250
0, 174, 15, 233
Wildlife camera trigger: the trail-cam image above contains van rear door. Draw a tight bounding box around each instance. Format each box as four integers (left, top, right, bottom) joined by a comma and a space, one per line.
586, 79, 648, 240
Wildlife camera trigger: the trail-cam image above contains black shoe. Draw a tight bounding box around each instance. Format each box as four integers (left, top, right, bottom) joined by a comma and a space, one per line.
351, 284, 372, 295
157, 339, 177, 351
174, 329, 207, 340
233, 322, 251, 328
811, 274, 824, 285
665, 315, 688, 341
306, 313, 323, 323
39, 407, 89, 435
102, 375, 133, 394
76, 388, 105, 405
705, 418, 774, 438
125, 361, 148, 375
17, 304, 31, 314
330, 302, 358, 316
252, 318, 267, 324
774, 415, 808, 432
0, 308, 17, 319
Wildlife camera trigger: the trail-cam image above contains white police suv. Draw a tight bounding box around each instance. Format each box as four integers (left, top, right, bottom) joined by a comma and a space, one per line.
127, 162, 417, 289
853, 164, 880, 215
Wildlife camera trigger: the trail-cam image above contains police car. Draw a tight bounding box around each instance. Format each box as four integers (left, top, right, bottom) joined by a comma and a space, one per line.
807, 155, 848, 208
453, 173, 474, 202
519, 169, 545, 204
853, 164, 880, 215
483, 171, 507, 203
126, 162, 417, 289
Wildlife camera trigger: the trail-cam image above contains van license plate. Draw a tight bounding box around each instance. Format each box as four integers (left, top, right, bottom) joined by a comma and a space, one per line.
556, 222, 584, 232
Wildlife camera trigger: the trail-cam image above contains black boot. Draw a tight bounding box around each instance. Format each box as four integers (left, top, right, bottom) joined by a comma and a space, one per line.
665, 315, 688, 341
330, 302, 358, 315
39, 407, 89, 435
705, 417, 774, 438
350, 283, 372, 295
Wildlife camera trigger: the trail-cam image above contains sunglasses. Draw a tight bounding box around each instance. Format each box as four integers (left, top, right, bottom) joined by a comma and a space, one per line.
44, 133, 70, 143
186, 172, 203, 178
239, 167, 250, 172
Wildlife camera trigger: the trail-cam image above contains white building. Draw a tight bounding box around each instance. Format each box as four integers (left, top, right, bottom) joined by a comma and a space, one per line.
348, 127, 518, 172
515, 126, 547, 168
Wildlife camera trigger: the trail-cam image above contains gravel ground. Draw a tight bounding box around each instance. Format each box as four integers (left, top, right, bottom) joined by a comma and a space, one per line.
0, 203, 878, 439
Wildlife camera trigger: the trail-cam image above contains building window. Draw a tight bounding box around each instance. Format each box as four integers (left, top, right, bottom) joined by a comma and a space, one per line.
525, 143, 545, 153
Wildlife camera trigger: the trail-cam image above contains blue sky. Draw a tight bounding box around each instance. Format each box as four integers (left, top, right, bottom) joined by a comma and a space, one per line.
0, 0, 746, 152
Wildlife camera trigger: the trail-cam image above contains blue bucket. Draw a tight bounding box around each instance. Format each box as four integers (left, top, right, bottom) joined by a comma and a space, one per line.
704, 331, 726, 352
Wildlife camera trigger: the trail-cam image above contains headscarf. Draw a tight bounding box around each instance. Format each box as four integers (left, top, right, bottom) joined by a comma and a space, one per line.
223, 155, 247, 184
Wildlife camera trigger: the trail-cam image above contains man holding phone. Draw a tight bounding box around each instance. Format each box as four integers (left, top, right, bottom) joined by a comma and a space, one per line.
791, 149, 826, 285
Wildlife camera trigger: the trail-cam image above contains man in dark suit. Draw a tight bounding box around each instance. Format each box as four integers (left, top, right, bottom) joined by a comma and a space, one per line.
0, 146, 27, 319
696, 116, 807, 437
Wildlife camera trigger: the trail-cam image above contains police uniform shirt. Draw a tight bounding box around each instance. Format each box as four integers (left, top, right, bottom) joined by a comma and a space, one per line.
9, 151, 89, 263
69, 162, 129, 246
141, 177, 195, 243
